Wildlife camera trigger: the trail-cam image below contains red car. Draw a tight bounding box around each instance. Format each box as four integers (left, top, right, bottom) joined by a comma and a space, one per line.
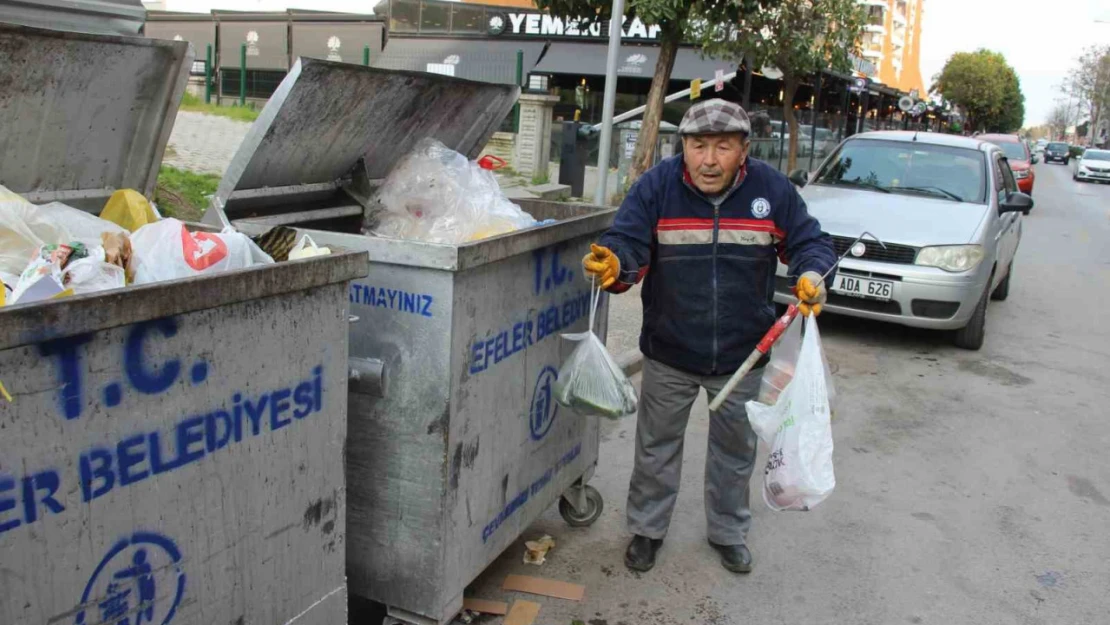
980, 134, 1035, 194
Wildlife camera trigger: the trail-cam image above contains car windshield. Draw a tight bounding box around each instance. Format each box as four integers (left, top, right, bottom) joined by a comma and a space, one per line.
813, 139, 986, 203
991, 141, 1028, 161
1048, 142, 1069, 151
1083, 150, 1110, 161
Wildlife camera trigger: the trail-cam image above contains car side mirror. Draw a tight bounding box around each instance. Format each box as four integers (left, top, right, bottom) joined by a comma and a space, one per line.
788, 168, 809, 188
1000, 191, 1033, 215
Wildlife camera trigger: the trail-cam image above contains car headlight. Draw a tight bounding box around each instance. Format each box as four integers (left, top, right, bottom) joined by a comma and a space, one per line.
1014, 170, 1030, 179
1078, 163, 1090, 172
915, 245, 985, 272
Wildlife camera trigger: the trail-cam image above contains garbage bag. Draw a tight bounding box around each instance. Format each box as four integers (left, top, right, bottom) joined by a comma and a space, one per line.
288, 234, 331, 260
553, 281, 638, 418
368, 138, 537, 244
746, 315, 835, 512
130, 218, 273, 285
1, 185, 126, 278
63, 248, 127, 295
100, 189, 159, 232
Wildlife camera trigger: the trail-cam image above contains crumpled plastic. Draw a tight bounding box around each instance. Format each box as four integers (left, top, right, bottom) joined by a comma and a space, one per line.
100, 188, 160, 232
129, 218, 273, 285
0, 185, 127, 279
367, 138, 538, 244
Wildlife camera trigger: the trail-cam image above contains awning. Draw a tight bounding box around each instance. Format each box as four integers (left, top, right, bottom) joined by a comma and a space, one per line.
371, 37, 546, 86
219, 21, 289, 70
533, 42, 735, 82
291, 21, 386, 65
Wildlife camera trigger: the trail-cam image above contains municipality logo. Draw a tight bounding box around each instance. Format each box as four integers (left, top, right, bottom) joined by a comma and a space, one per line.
246, 30, 260, 56
327, 36, 342, 61
751, 197, 771, 218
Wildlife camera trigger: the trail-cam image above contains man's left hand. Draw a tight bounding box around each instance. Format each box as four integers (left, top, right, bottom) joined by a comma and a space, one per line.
796, 271, 827, 317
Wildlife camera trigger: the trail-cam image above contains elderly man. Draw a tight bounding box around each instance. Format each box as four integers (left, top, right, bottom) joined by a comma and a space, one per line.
583, 99, 835, 573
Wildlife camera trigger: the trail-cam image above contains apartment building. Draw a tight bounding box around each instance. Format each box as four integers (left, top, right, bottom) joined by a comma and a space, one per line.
858, 0, 927, 96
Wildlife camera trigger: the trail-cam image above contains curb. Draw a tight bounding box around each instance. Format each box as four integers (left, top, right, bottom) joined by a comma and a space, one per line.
617, 349, 644, 377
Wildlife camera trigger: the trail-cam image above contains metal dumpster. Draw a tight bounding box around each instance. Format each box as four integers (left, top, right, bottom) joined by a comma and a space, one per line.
0, 25, 368, 625
204, 59, 618, 625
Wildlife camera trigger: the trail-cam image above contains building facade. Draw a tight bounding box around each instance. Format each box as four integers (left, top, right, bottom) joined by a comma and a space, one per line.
858, 0, 927, 96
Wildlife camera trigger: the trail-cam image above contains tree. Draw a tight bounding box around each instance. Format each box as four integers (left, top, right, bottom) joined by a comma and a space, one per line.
1067, 45, 1110, 144
1047, 103, 1070, 140
697, 0, 867, 171
535, 0, 776, 191
931, 49, 1024, 133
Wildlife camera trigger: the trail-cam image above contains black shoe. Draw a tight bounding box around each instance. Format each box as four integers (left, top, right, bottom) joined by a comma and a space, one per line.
709, 541, 753, 573
624, 535, 663, 572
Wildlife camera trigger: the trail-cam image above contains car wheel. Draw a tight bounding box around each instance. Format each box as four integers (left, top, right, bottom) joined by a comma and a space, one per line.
991, 262, 1012, 301
953, 283, 990, 350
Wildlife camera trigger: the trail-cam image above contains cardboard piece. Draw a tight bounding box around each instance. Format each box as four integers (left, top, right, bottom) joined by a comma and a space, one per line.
503, 600, 542, 625
502, 575, 585, 601
462, 598, 509, 616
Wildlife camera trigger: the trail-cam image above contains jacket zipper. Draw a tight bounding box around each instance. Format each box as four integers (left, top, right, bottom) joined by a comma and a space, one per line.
711, 200, 720, 373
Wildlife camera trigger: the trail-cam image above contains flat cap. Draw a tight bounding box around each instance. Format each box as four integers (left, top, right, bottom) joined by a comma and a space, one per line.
679, 99, 751, 136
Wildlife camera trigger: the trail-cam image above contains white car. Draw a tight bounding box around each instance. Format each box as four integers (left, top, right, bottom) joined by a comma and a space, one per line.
1035, 139, 1047, 153
1072, 148, 1110, 183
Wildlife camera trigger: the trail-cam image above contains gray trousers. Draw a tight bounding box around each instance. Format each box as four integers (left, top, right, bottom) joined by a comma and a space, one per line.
627, 357, 762, 545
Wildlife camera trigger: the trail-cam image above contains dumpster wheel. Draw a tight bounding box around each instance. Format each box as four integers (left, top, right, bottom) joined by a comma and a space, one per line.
559, 485, 604, 527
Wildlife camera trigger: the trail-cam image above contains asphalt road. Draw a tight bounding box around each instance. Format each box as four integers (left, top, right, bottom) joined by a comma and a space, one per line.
453, 159, 1110, 625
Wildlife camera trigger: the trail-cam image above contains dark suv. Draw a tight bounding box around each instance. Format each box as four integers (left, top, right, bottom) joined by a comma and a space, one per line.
1044, 141, 1071, 164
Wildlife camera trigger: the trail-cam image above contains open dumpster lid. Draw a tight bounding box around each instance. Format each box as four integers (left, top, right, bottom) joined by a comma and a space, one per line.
0, 0, 146, 36
0, 23, 192, 212
207, 59, 519, 227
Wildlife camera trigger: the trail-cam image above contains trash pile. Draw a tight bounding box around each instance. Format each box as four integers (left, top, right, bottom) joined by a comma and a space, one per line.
366, 138, 550, 244
1, 185, 326, 308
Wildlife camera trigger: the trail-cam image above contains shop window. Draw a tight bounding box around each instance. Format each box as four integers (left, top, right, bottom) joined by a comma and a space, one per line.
451, 3, 485, 34
391, 0, 419, 33
420, 1, 450, 33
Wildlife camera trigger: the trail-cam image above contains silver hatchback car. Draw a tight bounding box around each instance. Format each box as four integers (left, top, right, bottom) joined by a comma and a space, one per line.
776, 131, 1034, 350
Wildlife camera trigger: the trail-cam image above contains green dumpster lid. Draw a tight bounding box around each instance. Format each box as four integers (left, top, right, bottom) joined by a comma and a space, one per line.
206, 59, 520, 227
0, 23, 193, 212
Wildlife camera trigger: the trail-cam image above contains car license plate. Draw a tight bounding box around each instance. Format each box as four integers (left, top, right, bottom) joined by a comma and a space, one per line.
833, 275, 894, 301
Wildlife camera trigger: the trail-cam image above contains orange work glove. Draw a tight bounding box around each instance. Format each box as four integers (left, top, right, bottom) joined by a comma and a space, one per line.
795, 271, 827, 317
582, 243, 620, 289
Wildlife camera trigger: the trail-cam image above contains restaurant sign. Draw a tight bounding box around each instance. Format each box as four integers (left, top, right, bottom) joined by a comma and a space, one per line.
488, 12, 662, 40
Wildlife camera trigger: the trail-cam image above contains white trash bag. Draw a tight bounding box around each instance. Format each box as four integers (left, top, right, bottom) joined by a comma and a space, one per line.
130, 218, 273, 285
747, 315, 835, 511
368, 138, 537, 244
553, 281, 638, 419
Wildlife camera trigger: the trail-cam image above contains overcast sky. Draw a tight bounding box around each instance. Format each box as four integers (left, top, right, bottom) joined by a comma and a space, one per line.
919, 0, 1110, 127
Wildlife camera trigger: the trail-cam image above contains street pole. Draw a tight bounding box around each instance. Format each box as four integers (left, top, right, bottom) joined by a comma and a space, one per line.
239, 43, 247, 107
593, 0, 625, 205
204, 44, 212, 104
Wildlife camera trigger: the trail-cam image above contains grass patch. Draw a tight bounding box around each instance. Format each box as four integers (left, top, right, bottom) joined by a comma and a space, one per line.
179, 92, 261, 123
155, 165, 220, 222
530, 171, 550, 185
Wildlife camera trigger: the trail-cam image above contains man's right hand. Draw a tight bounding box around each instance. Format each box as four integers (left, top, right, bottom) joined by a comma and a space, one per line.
582, 243, 620, 289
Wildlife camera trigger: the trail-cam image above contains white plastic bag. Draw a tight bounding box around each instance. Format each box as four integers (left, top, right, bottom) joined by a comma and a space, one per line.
287, 234, 332, 260
747, 315, 835, 511
63, 248, 127, 295
368, 138, 537, 244
553, 281, 638, 418
130, 218, 273, 285
1, 185, 126, 278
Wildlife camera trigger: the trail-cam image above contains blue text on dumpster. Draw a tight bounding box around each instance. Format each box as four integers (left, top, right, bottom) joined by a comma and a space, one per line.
469, 290, 590, 375
1, 358, 325, 538
349, 283, 433, 318
481, 443, 581, 543
40, 317, 211, 421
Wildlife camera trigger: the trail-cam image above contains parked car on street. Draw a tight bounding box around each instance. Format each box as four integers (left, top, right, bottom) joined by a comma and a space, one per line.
980, 133, 1036, 194
780, 131, 1032, 350
1035, 138, 1047, 153
1073, 148, 1110, 183
1044, 141, 1071, 164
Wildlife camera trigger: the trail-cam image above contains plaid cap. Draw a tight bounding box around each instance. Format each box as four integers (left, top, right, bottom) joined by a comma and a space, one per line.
678, 99, 751, 136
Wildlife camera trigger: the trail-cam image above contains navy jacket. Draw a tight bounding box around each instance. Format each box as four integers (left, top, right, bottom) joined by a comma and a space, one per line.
599, 155, 836, 376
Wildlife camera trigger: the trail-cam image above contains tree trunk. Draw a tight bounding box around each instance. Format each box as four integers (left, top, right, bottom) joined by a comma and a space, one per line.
782, 75, 799, 172
626, 23, 681, 188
